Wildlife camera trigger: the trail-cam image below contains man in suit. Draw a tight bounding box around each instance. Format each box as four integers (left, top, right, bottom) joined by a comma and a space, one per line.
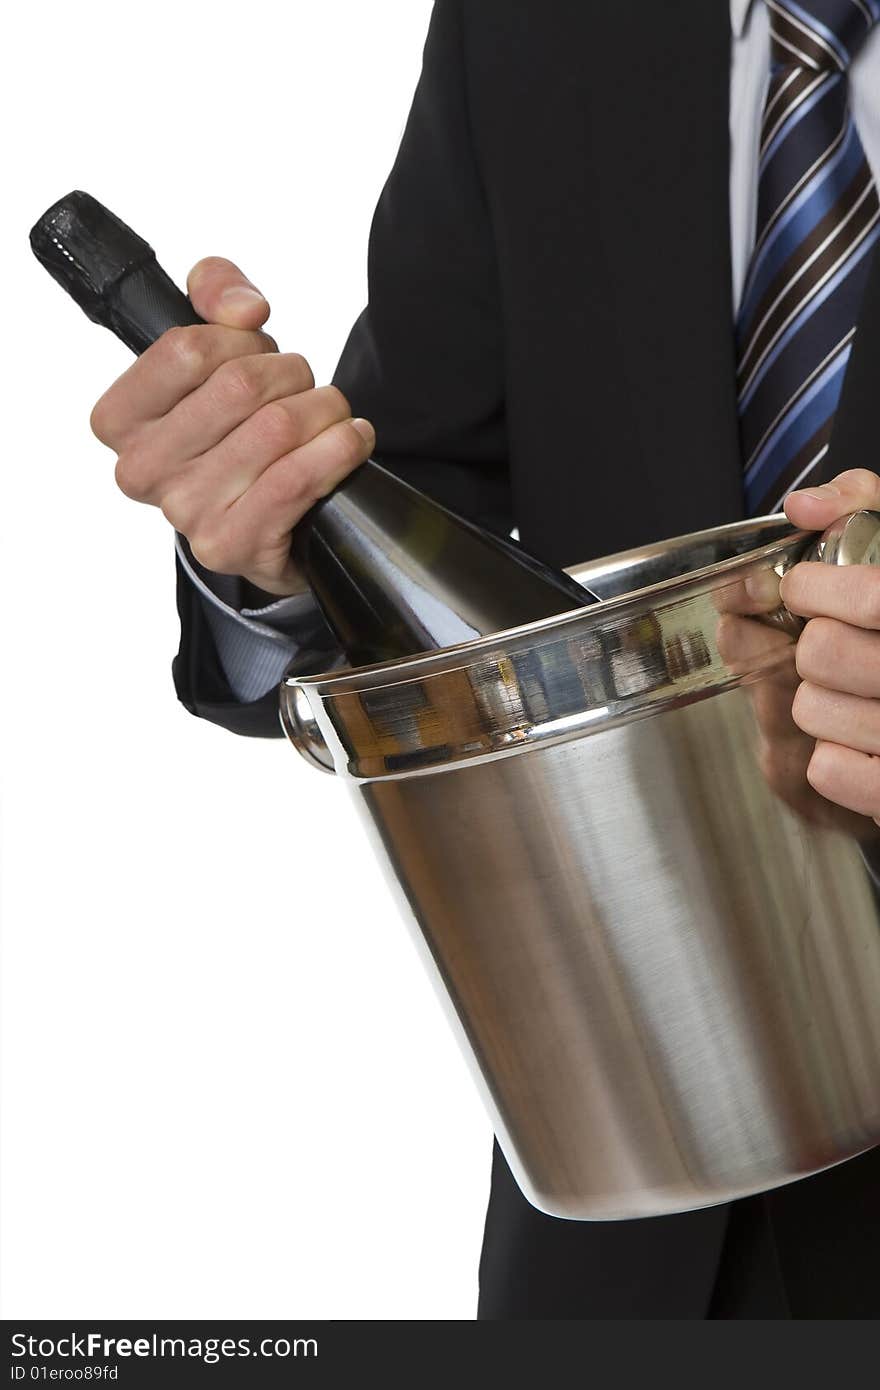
90, 0, 880, 1316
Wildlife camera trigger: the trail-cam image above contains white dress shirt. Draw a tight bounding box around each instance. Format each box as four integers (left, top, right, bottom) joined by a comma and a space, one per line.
729, 0, 880, 307
185, 0, 880, 704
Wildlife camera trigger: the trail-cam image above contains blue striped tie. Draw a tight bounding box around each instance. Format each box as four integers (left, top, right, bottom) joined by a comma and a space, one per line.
737, 0, 880, 516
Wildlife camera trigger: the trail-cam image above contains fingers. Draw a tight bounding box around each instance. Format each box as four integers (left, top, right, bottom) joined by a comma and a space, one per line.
148, 352, 316, 464
180, 417, 375, 583
780, 561, 880, 629
756, 733, 869, 834
91, 324, 276, 447
805, 740, 880, 820
191, 419, 375, 578
86, 245, 373, 600
795, 616, 880, 697
793, 682, 880, 756
786, 612, 880, 826
91, 252, 275, 450
784, 468, 880, 532
154, 386, 358, 515
714, 608, 876, 832
233, 416, 376, 530
714, 568, 784, 618
714, 611, 794, 673
186, 257, 270, 330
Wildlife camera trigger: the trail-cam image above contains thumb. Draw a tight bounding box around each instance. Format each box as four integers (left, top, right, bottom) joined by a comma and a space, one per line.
784, 468, 880, 531
186, 256, 271, 330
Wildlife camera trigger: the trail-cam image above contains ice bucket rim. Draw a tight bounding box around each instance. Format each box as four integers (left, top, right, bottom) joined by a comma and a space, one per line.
280, 513, 815, 780
283, 513, 802, 699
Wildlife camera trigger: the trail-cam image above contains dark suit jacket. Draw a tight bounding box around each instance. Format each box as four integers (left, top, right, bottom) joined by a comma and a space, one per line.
169, 2, 880, 1316
171, 0, 880, 740
171, 0, 880, 738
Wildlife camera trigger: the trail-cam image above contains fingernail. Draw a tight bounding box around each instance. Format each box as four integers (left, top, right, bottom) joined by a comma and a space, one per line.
794, 483, 841, 500
349, 417, 375, 447
219, 284, 267, 311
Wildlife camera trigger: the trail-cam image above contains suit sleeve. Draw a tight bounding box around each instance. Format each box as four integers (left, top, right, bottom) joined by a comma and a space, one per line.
172, 0, 510, 738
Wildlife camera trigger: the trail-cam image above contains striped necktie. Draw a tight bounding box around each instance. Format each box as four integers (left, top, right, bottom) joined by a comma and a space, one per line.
737, 0, 880, 516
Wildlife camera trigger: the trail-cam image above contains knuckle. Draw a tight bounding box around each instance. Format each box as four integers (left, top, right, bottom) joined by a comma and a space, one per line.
253, 399, 298, 453
806, 742, 833, 794
779, 565, 806, 611
309, 425, 367, 500
343, 417, 373, 462
214, 354, 264, 406
794, 632, 811, 682
293, 454, 328, 505
289, 352, 315, 391
187, 509, 257, 575
278, 445, 330, 509
836, 468, 878, 491
791, 678, 825, 733
159, 324, 210, 376
790, 680, 810, 729
796, 617, 829, 679
159, 482, 199, 536
114, 449, 149, 502
256, 451, 311, 515
325, 382, 350, 416
113, 454, 134, 498
188, 526, 233, 574
89, 393, 115, 445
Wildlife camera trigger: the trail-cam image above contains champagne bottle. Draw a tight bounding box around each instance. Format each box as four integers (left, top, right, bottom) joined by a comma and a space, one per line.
30, 192, 597, 666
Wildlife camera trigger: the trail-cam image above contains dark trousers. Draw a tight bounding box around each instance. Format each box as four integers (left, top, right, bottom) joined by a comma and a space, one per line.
477, 1141, 880, 1318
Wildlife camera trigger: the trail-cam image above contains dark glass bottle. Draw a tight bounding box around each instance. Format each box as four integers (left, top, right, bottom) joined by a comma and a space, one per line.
289, 463, 596, 664
31, 192, 597, 666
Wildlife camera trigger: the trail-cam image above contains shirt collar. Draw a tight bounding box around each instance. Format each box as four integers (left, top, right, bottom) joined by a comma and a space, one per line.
730, 0, 756, 38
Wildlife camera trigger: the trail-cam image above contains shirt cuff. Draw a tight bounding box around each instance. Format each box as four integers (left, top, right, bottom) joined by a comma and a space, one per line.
174, 533, 341, 702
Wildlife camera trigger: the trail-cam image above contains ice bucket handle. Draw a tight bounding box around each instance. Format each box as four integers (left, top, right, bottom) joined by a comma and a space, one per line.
798, 507, 880, 567
281, 510, 880, 772
280, 681, 337, 773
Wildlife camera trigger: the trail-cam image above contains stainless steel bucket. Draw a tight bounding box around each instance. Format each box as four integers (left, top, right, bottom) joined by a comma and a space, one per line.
280, 512, 880, 1220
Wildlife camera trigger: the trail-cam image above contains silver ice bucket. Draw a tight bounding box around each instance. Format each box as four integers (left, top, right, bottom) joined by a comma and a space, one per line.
280, 512, 880, 1220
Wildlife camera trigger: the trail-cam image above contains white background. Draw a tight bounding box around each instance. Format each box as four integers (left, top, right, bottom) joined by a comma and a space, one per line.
1, 0, 493, 1320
